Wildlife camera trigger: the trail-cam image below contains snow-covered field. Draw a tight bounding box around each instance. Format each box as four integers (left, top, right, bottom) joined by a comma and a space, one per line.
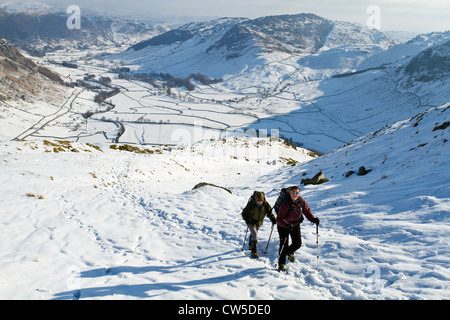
3, 49, 445, 154
1, 103, 449, 300
3, 30, 447, 154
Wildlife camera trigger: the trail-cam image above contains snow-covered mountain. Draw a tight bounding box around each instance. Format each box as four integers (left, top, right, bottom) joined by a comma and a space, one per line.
384, 30, 418, 43
0, 0, 56, 14
355, 31, 450, 106
112, 13, 397, 79
0, 2, 169, 56
403, 38, 450, 84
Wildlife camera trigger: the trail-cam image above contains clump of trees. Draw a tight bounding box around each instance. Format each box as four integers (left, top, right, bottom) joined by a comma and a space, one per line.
99, 76, 112, 86
117, 71, 222, 92
61, 61, 78, 69
37, 66, 74, 87
94, 88, 119, 104
189, 72, 223, 85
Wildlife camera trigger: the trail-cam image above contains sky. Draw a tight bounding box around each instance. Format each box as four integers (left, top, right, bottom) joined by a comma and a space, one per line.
7, 0, 450, 33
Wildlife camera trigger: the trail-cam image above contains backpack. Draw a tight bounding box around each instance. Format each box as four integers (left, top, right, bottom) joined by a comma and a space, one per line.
273, 188, 289, 214
274, 188, 304, 223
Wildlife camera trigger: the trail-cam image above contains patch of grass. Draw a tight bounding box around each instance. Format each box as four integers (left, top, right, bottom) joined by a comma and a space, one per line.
86, 143, 103, 152
110, 144, 162, 154
279, 157, 299, 166
307, 150, 318, 158
42, 140, 102, 153
26, 193, 44, 199
43, 140, 73, 153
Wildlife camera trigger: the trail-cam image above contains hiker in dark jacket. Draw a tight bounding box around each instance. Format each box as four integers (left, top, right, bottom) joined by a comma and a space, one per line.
276, 185, 319, 271
242, 191, 276, 258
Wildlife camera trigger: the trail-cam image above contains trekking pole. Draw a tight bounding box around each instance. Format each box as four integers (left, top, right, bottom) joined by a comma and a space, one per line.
263, 224, 274, 254
316, 223, 319, 260
276, 236, 288, 266
242, 226, 249, 251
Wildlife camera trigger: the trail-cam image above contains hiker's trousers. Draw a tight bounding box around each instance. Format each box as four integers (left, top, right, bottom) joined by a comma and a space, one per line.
277, 224, 302, 265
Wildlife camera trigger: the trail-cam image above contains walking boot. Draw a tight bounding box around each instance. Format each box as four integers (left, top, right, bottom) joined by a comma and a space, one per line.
288, 253, 295, 263
250, 240, 259, 259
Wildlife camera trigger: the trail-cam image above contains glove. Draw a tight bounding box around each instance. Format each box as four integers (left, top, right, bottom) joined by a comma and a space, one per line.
270, 217, 276, 225
285, 223, 293, 232
312, 217, 320, 226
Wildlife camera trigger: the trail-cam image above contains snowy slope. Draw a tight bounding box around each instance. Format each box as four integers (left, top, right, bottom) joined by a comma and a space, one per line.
323, 21, 395, 50
280, 104, 450, 299
1, 104, 448, 300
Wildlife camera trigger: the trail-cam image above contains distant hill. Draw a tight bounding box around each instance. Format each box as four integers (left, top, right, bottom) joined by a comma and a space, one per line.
0, 5, 168, 56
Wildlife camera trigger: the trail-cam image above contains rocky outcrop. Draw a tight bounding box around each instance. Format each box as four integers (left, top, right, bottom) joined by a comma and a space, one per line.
301, 171, 329, 186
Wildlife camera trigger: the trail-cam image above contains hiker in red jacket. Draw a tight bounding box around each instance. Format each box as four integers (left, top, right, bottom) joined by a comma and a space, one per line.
276, 185, 319, 271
